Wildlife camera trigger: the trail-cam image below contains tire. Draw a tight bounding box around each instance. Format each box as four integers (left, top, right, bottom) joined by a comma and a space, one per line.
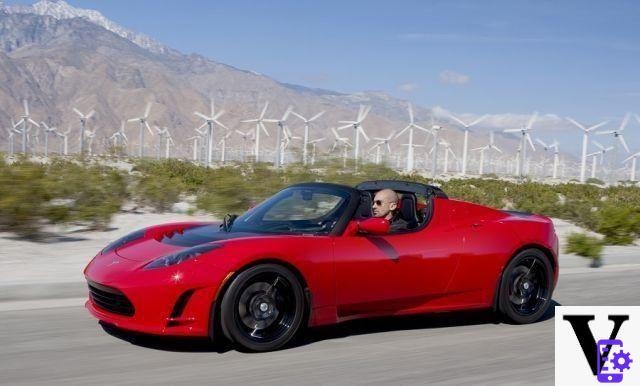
497, 248, 553, 324
219, 264, 306, 352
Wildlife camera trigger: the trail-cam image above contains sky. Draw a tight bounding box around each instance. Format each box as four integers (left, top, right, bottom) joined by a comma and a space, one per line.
6, 0, 640, 154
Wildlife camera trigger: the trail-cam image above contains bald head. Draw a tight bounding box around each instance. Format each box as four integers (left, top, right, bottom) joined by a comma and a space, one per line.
372, 189, 400, 220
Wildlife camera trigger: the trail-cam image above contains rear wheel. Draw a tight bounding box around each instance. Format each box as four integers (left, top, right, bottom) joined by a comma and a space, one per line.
219, 264, 306, 352
498, 249, 553, 324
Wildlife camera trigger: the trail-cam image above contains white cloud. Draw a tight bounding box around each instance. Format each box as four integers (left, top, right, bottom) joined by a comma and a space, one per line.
397, 83, 419, 92
439, 70, 470, 85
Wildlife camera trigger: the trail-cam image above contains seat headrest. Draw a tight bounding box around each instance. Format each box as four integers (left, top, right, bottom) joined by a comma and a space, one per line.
399, 194, 419, 226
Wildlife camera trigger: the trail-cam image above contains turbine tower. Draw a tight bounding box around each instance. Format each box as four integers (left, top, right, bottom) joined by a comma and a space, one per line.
194, 98, 228, 166
623, 151, 640, 181
127, 102, 154, 158
217, 130, 233, 164
565, 117, 608, 183
235, 130, 254, 162
241, 102, 271, 162
503, 112, 538, 177
447, 113, 488, 175
72, 107, 95, 155
14, 100, 40, 155
263, 106, 293, 168
337, 105, 371, 163
394, 103, 430, 172
40, 122, 58, 157
308, 137, 325, 165
290, 110, 325, 165
429, 122, 445, 178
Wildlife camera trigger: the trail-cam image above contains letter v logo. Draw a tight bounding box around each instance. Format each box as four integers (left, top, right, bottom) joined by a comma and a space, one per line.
563, 314, 629, 375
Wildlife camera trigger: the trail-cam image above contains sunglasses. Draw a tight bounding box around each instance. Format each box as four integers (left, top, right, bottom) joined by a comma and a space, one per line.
373, 200, 384, 206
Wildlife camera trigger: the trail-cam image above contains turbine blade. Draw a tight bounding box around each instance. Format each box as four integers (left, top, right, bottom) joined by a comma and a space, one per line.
407, 103, 414, 124
448, 114, 468, 127
259, 102, 269, 119
194, 111, 210, 120
619, 135, 630, 153
145, 121, 154, 135
469, 114, 488, 127
566, 117, 587, 131
309, 111, 324, 122
526, 111, 538, 130
85, 110, 95, 119
525, 133, 535, 151
73, 107, 84, 118
588, 121, 608, 131
23, 100, 29, 116
144, 102, 152, 118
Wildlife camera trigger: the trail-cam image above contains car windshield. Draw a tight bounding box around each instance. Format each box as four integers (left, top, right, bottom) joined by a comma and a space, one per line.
229, 186, 351, 234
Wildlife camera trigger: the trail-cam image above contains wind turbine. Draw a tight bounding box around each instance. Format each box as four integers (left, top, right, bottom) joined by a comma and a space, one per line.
127, 102, 153, 157
57, 127, 71, 155
241, 102, 271, 162
194, 98, 228, 166
471, 131, 502, 176
623, 151, 640, 181
447, 113, 488, 175
308, 137, 325, 165
439, 140, 457, 174
504, 112, 538, 177
535, 138, 556, 178
110, 121, 128, 152
84, 127, 98, 156
394, 103, 430, 172
596, 113, 631, 181
235, 129, 254, 162
281, 125, 302, 166
72, 107, 95, 155
187, 134, 202, 162
14, 99, 40, 155
290, 110, 324, 165
337, 105, 371, 162
566, 117, 608, 183
263, 106, 293, 167
217, 130, 233, 164
6, 120, 20, 155
330, 127, 353, 167
371, 131, 395, 165
592, 140, 614, 167
429, 122, 445, 177
40, 122, 58, 157
162, 128, 174, 159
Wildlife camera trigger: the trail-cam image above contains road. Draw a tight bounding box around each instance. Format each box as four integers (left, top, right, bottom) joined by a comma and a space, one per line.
1, 266, 639, 386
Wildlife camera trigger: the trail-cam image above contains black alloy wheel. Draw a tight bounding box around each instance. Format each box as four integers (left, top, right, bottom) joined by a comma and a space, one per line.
498, 248, 553, 324
219, 264, 306, 352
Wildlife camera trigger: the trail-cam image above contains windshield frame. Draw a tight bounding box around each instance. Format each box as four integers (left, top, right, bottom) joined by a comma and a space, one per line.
229, 183, 360, 236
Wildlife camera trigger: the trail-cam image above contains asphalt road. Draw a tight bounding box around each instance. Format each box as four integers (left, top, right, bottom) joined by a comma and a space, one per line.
1, 266, 639, 386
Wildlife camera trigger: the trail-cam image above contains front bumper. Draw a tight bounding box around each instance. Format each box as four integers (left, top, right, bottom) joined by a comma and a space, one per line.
84, 253, 226, 337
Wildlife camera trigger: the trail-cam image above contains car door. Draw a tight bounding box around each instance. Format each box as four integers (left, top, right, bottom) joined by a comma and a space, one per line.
332, 197, 463, 318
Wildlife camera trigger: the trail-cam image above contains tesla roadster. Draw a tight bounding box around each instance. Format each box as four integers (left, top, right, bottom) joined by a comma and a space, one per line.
84, 180, 559, 352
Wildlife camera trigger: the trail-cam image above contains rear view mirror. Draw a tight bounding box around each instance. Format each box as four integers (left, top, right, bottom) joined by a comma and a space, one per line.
357, 217, 390, 235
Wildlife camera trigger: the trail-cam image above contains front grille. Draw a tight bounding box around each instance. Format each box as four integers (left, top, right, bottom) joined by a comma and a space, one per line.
88, 281, 135, 316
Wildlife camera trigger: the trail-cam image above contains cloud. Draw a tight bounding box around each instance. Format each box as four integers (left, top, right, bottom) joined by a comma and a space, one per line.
439, 70, 470, 85
397, 83, 419, 92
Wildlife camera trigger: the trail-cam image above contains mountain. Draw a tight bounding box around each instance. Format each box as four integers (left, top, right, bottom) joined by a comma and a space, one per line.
0, 0, 531, 163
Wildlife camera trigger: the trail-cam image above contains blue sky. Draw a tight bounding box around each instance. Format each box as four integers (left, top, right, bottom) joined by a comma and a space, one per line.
7, 0, 640, 153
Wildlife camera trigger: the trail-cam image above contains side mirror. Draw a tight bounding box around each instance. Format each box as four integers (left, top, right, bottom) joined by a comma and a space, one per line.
357, 217, 390, 235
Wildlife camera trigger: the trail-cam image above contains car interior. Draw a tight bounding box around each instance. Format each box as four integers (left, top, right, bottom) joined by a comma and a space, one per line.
355, 190, 434, 232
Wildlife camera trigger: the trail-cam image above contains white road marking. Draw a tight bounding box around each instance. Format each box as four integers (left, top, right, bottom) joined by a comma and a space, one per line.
0, 297, 86, 312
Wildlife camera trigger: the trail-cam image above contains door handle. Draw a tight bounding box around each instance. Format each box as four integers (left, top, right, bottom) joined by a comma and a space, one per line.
472, 222, 483, 228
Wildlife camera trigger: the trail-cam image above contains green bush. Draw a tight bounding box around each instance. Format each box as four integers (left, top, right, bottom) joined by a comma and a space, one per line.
565, 232, 604, 260
595, 205, 640, 245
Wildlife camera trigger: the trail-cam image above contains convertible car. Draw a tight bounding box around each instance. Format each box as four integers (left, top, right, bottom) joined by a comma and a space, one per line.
84, 180, 559, 352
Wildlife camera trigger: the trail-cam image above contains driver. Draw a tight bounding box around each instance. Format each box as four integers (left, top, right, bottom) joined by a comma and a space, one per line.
372, 189, 408, 232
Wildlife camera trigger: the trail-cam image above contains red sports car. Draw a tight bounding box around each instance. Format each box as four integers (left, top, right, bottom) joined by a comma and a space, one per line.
84, 180, 559, 352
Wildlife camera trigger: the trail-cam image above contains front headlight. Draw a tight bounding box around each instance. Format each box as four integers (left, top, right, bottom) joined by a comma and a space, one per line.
101, 228, 147, 255
144, 244, 222, 270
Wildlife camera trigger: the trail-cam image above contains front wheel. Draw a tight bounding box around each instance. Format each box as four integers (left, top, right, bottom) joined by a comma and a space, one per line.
497, 249, 553, 324
219, 264, 306, 352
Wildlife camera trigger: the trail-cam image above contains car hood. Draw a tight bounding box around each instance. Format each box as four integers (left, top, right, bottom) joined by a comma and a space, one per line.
115, 223, 263, 262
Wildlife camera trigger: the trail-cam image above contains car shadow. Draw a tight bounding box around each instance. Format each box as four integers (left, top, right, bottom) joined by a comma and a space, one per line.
100, 300, 560, 353
292, 299, 561, 349
99, 321, 233, 353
